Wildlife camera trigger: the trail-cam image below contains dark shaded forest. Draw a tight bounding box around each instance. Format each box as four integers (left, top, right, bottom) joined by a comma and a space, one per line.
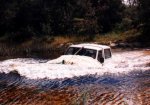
0, 0, 149, 42
0, 0, 149, 59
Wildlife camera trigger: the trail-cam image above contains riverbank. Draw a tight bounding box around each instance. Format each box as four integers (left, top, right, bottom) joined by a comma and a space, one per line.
0, 30, 149, 60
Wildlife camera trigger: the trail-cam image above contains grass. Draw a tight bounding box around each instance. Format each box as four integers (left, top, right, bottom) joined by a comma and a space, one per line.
94, 29, 140, 44
50, 35, 95, 46
0, 29, 142, 60
51, 29, 140, 45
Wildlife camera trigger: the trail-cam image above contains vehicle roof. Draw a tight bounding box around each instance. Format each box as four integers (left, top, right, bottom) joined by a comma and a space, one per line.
69, 43, 111, 50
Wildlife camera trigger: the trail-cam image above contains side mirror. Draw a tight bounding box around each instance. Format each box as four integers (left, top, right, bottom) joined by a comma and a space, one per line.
99, 57, 104, 63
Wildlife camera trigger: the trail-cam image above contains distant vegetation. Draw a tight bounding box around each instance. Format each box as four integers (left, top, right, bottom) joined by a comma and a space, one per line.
0, 0, 149, 59
0, 0, 149, 43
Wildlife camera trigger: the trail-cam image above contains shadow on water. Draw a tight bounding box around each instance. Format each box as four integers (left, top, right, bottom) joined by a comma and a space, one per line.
0, 71, 21, 88
0, 71, 121, 90
0, 70, 149, 90
0, 70, 150, 105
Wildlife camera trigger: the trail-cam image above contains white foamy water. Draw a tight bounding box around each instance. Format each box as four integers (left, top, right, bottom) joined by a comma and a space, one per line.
0, 50, 149, 79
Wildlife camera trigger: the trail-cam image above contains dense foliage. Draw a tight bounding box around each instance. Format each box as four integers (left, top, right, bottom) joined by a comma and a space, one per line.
138, 0, 150, 41
0, 0, 123, 37
0, 0, 149, 42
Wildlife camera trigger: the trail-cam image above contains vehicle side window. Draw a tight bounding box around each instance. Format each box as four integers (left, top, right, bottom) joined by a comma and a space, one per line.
104, 49, 111, 59
84, 49, 96, 59
98, 50, 103, 62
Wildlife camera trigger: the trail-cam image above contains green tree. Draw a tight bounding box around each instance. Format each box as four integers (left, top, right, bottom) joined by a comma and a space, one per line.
0, 0, 125, 39
91, 0, 124, 33
73, 0, 98, 35
48, 0, 75, 35
138, 0, 150, 41
0, 0, 20, 36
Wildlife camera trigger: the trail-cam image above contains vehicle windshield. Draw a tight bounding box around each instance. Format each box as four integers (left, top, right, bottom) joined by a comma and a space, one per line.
65, 47, 97, 59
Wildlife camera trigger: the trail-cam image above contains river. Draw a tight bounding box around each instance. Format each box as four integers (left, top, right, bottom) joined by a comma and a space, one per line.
0, 49, 150, 105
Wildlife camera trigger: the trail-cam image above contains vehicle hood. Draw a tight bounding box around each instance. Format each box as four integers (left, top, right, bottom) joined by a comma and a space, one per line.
47, 55, 102, 67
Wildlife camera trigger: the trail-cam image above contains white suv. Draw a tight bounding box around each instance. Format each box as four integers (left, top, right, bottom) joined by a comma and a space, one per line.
65, 43, 112, 63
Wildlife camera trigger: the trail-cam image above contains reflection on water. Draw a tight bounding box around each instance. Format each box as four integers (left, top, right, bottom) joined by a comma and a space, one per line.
0, 49, 150, 105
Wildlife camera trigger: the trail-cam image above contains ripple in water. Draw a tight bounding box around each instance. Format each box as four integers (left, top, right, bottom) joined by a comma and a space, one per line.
0, 49, 150, 105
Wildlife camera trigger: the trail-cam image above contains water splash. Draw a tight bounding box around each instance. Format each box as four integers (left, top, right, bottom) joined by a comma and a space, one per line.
0, 50, 149, 80
0, 49, 149, 105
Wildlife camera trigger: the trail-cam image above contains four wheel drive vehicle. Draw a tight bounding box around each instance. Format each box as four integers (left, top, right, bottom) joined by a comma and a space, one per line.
65, 43, 112, 63
47, 43, 112, 66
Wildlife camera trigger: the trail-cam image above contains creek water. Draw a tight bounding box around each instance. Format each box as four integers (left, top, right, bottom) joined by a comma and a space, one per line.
0, 49, 150, 105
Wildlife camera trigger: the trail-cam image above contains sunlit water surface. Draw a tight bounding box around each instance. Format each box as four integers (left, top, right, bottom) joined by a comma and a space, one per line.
0, 49, 150, 105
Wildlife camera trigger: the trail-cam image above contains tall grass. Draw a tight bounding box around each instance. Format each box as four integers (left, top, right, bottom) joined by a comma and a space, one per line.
94, 29, 140, 44
0, 29, 140, 60
0, 38, 66, 60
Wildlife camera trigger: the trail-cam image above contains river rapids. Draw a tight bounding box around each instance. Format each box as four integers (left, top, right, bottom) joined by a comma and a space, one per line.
0, 49, 150, 105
